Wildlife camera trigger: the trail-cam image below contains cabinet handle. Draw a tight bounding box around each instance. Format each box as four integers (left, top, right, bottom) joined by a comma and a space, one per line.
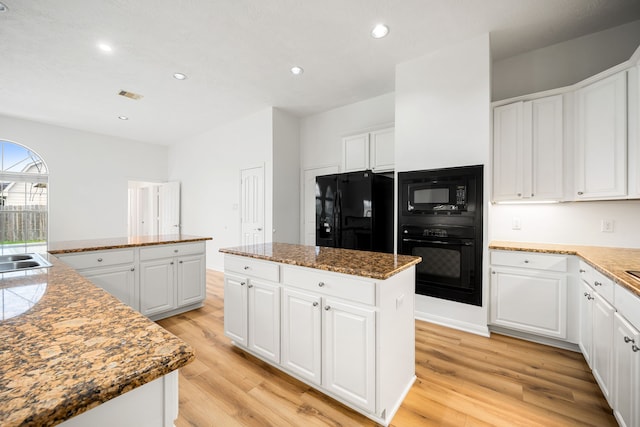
318, 282, 325, 287
587, 295, 594, 301
594, 281, 602, 287
248, 284, 253, 288
97, 258, 103, 262
130, 267, 135, 272
524, 260, 529, 264
313, 302, 318, 307
174, 249, 179, 253
240, 281, 246, 286
170, 261, 174, 265
583, 292, 589, 297
244, 266, 250, 270
491, 271, 496, 275
324, 305, 331, 311
179, 260, 183, 264
517, 193, 522, 197
624, 336, 635, 344
633, 345, 639, 352
531, 193, 534, 197
579, 269, 586, 273
577, 191, 584, 195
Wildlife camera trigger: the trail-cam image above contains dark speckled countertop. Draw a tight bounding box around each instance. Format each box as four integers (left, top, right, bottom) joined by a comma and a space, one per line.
48, 234, 211, 254
490, 241, 640, 297
219, 242, 421, 280
0, 235, 210, 427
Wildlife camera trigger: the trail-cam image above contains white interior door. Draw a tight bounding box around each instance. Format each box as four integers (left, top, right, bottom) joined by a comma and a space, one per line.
241, 166, 265, 245
159, 181, 181, 235
303, 166, 339, 245
138, 186, 156, 236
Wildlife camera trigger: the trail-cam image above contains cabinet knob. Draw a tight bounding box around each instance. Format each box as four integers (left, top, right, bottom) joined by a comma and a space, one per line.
97, 258, 103, 262
633, 345, 639, 353
531, 193, 534, 197
130, 267, 135, 272
248, 284, 253, 288
523, 260, 529, 264
174, 249, 179, 253
624, 336, 635, 344
244, 266, 250, 270
318, 282, 325, 287
179, 260, 183, 264
588, 295, 594, 301
312, 302, 318, 307
594, 281, 602, 287
577, 191, 584, 195
579, 269, 586, 273
170, 261, 174, 265
517, 193, 522, 197
240, 281, 246, 286
324, 305, 331, 311
583, 292, 588, 297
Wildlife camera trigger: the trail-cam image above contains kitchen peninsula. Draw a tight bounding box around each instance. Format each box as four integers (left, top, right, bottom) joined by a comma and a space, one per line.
220, 243, 421, 426
0, 234, 211, 427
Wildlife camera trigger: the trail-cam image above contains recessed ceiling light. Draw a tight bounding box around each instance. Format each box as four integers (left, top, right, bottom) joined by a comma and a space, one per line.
290, 66, 304, 76
173, 73, 187, 80
118, 116, 129, 121
371, 24, 389, 39
0, 2, 8, 12
98, 43, 113, 53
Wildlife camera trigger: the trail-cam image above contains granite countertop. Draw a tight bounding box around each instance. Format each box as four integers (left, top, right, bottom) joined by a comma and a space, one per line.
490, 241, 640, 297
219, 242, 421, 280
48, 234, 212, 254
0, 256, 195, 427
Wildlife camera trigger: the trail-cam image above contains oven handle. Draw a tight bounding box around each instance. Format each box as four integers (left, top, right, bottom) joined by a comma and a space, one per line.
402, 238, 473, 246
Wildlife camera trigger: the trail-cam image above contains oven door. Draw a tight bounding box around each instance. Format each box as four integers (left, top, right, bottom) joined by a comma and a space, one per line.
400, 236, 480, 305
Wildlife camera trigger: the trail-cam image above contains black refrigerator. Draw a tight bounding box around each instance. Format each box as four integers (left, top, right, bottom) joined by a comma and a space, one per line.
315, 170, 393, 253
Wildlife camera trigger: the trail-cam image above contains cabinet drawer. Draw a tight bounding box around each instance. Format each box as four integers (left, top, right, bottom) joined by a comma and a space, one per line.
578, 260, 593, 284
491, 251, 567, 272
615, 283, 640, 331
592, 269, 615, 305
282, 265, 375, 306
58, 249, 135, 270
140, 242, 205, 261
225, 255, 280, 282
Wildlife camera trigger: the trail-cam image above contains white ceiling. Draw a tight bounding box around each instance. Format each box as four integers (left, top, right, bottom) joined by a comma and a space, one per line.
1, 0, 640, 145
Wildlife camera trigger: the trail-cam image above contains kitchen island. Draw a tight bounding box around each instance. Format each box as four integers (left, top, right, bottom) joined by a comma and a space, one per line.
0, 255, 194, 427
219, 243, 421, 426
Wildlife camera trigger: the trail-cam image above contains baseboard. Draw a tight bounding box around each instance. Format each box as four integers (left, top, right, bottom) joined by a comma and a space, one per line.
489, 325, 581, 352
415, 311, 490, 337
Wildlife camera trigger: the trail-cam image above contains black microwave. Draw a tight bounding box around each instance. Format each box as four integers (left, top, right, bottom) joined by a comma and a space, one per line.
399, 165, 483, 216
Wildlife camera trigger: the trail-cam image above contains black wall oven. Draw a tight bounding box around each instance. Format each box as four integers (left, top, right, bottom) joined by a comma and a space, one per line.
398, 165, 483, 306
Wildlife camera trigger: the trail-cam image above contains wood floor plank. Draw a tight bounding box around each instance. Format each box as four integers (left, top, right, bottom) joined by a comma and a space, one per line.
157, 270, 617, 426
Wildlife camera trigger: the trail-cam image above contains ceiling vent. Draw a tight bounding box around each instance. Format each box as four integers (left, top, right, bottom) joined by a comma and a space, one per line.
118, 90, 143, 100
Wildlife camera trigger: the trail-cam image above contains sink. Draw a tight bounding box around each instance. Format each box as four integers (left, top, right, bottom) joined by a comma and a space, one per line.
0, 253, 52, 274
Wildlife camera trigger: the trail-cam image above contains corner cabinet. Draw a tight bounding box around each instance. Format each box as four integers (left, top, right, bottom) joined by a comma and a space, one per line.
342, 127, 394, 173
57, 241, 207, 321
575, 71, 628, 200
223, 254, 415, 426
492, 95, 564, 202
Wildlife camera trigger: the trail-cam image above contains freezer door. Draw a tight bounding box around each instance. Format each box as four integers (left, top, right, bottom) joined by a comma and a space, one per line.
338, 172, 373, 251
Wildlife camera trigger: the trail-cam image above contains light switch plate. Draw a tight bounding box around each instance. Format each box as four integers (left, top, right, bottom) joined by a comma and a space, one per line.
601, 219, 614, 233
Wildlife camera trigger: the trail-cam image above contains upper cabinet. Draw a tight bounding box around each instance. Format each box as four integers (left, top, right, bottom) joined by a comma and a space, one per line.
628, 65, 640, 198
575, 71, 628, 200
342, 127, 394, 173
492, 95, 564, 202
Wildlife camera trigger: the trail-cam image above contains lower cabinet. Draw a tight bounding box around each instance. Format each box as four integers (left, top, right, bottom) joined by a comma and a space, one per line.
223, 254, 415, 426
140, 258, 176, 317
578, 280, 595, 366
613, 312, 640, 427
84, 265, 136, 309
592, 292, 615, 404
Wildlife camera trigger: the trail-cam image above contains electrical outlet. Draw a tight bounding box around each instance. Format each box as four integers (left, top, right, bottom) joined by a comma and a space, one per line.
601, 219, 614, 233
512, 217, 521, 230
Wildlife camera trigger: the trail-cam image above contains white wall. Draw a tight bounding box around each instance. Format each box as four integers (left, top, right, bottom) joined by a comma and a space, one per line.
0, 114, 168, 242
492, 20, 640, 101
395, 34, 492, 336
167, 108, 273, 271
489, 200, 640, 248
299, 92, 395, 170
272, 108, 300, 244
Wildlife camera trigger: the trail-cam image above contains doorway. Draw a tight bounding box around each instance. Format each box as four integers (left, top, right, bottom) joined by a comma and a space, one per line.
240, 166, 265, 246
128, 181, 180, 237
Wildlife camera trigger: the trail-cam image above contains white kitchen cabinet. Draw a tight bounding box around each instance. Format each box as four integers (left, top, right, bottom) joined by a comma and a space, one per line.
323, 297, 376, 412
492, 95, 564, 202
139, 242, 207, 320
592, 291, 615, 405
223, 253, 415, 426
342, 127, 394, 173
575, 71, 628, 200
489, 251, 568, 339
613, 312, 640, 427
628, 65, 640, 198
579, 280, 595, 366
57, 249, 137, 310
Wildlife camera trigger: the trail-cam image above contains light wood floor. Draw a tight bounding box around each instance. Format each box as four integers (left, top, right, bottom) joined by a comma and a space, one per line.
157, 271, 617, 427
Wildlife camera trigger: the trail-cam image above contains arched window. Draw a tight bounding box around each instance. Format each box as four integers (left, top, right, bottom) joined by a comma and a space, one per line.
0, 141, 48, 254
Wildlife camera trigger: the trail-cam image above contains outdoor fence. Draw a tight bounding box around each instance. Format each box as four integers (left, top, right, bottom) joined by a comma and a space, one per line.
0, 205, 47, 243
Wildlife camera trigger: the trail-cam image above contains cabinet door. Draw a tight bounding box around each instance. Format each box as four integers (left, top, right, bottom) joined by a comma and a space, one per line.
177, 254, 205, 307
223, 274, 248, 346
575, 71, 627, 200
613, 312, 640, 427
342, 133, 370, 173
369, 128, 394, 172
140, 259, 176, 317
592, 292, 615, 404
323, 298, 375, 413
248, 280, 281, 363
629, 65, 640, 198
490, 267, 567, 339
85, 266, 136, 309
281, 288, 322, 385
492, 102, 524, 201
579, 281, 595, 366
529, 95, 564, 200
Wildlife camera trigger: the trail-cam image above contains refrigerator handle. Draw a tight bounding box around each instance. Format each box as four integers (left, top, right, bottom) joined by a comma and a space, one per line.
334, 190, 341, 247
